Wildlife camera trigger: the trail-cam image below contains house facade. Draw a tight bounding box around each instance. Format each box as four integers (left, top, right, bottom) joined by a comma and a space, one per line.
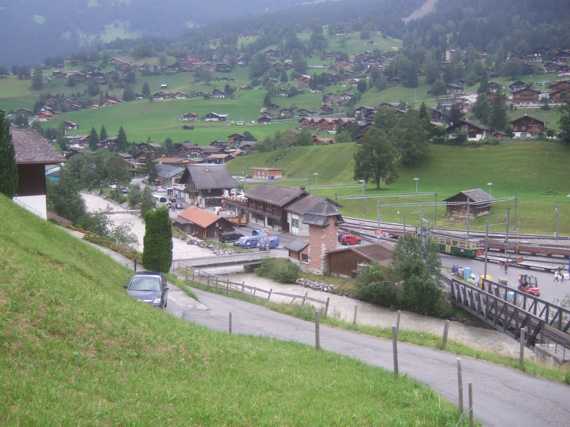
180, 164, 238, 208
511, 116, 545, 138
444, 188, 494, 218
12, 128, 64, 219
174, 207, 234, 239
512, 87, 540, 105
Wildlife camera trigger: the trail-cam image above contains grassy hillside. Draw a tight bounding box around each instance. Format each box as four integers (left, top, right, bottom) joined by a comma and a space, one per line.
0, 196, 464, 425
229, 142, 570, 234
53, 89, 292, 144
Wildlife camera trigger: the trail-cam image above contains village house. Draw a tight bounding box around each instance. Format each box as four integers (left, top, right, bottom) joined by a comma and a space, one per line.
447, 119, 489, 141
285, 195, 340, 237
327, 243, 393, 277
11, 127, 64, 219
510, 115, 546, 138
250, 167, 283, 181
549, 80, 570, 93
549, 88, 570, 104
174, 207, 234, 240
206, 153, 233, 164
180, 164, 238, 208
512, 86, 541, 105
204, 112, 228, 122
155, 164, 185, 187
444, 188, 494, 218
223, 186, 307, 232
299, 117, 355, 132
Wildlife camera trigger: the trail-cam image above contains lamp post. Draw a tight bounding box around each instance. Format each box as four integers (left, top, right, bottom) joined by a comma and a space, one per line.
487, 182, 493, 197
413, 177, 420, 193
313, 172, 319, 187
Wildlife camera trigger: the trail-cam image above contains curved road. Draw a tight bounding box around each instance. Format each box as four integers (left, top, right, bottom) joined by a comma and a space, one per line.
167, 285, 570, 427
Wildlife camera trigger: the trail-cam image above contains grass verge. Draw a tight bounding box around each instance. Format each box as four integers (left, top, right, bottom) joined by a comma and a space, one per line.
182, 277, 570, 385
0, 196, 468, 425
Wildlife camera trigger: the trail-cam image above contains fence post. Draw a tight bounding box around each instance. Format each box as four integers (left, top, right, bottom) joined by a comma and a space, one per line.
457, 358, 464, 413
192, 269, 195, 281
228, 312, 233, 335
134, 258, 137, 272
392, 324, 399, 377
226, 280, 230, 296
242, 282, 245, 292
315, 310, 321, 350
184, 267, 188, 283
324, 297, 330, 317
519, 327, 526, 369
268, 289, 273, 301
302, 291, 308, 305
442, 320, 450, 350
468, 383, 474, 427
353, 305, 358, 325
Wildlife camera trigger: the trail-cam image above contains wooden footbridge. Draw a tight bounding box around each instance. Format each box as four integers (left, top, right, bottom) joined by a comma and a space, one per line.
450, 279, 570, 352
171, 252, 273, 271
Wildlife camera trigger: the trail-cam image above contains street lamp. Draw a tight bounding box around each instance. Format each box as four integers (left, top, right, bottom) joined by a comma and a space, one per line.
313, 172, 319, 187
487, 182, 493, 197
413, 177, 420, 193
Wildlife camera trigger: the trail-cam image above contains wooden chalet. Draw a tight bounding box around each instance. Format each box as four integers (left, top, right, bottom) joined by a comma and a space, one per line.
512, 87, 540, 105
11, 128, 64, 220
511, 115, 545, 138
549, 80, 570, 93
444, 188, 494, 217
223, 185, 307, 232
180, 164, 238, 208
549, 88, 570, 104
175, 207, 233, 239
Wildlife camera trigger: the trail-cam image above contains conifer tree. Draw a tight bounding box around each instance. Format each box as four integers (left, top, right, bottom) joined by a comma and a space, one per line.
0, 111, 18, 198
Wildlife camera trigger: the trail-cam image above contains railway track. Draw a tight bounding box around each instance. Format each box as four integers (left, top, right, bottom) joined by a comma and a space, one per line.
343, 216, 570, 243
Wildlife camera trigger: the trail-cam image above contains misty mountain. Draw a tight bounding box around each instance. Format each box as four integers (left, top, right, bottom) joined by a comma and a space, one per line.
0, 0, 312, 65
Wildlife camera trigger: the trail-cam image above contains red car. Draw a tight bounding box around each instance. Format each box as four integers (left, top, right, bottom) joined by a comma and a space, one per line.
518, 274, 541, 297
339, 233, 362, 246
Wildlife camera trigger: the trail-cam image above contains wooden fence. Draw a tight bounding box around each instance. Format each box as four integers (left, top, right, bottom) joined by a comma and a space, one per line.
181, 268, 330, 316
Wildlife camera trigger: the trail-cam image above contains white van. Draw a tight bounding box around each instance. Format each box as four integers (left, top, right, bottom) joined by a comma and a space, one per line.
152, 194, 170, 208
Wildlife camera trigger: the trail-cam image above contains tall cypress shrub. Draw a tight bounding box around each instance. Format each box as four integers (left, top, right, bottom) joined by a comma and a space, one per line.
142, 207, 173, 273
0, 110, 18, 198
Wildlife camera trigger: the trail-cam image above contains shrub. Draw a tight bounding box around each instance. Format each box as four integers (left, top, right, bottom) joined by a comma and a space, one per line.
142, 208, 172, 273
357, 281, 400, 309
256, 259, 300, 283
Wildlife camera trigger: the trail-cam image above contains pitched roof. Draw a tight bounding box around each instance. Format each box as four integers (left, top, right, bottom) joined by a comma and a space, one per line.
156, 164, 185, 179
245, 185, 306, 207
11, 128, 63, 165
287, 195, 339, 216
285, 239, 309, 252
176, 207, 221, 229
511, 115, 545, 126
444, 188, 494, 203
328, 243, 393, 265
183, 164, 238, 190
303, 199, 342, 226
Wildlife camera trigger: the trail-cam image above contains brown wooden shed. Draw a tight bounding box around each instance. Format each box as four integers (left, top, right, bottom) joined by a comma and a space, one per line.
326, 243, 393, 277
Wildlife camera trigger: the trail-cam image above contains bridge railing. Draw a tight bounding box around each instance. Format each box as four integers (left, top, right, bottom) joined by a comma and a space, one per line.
481, 279, 570, 333
178, 268, 330, 316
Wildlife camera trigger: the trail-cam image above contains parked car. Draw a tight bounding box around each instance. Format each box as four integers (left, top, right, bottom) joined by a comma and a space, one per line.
258, 235, 280, 250
220, 231, 244, 243
339, 233, 362, 246
235, 235, 260, 249
125, 272, 169, 309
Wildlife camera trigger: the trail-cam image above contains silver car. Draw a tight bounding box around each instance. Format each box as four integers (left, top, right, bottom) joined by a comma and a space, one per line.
125, 272, 169, 309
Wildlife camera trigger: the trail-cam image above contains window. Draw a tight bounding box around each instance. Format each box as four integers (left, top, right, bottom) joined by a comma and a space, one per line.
291, 217, 300, 229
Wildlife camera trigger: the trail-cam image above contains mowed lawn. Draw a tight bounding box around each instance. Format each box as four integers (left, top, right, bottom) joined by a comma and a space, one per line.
0, 196, 465, 426
229, 141, 570, 234
52, 89, 295, 144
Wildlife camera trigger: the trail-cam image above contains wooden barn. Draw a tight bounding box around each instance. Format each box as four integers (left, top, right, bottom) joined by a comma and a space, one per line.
444, 189, 494, 217
327, 243, 393, 277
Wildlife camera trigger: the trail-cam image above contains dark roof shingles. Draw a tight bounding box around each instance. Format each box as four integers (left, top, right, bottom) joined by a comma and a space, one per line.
11, 128, 63, 165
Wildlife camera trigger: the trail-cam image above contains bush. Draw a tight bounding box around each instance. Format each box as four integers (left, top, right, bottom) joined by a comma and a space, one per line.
357, 281, 400, 309
256, 259, 300, 283
142, 208, 173, 273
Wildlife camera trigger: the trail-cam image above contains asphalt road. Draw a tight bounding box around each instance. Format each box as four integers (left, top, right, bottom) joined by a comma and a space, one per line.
167, 285, 570, 427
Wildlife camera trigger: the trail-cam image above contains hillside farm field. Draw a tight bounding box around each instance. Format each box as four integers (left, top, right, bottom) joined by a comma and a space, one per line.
228, 142, 570, 235
52, 89, 294, 144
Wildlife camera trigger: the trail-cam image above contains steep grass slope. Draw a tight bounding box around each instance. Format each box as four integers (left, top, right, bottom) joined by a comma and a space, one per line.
0, 197, 463, 425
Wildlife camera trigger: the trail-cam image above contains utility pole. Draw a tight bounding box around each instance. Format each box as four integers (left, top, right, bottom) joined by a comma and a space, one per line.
484, 222, 489, 280
505, 208, 511, 270
465, 200, 471, 237
433, 192, 438, 226
555, 205, 560, 240
376, 199, 381, 241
